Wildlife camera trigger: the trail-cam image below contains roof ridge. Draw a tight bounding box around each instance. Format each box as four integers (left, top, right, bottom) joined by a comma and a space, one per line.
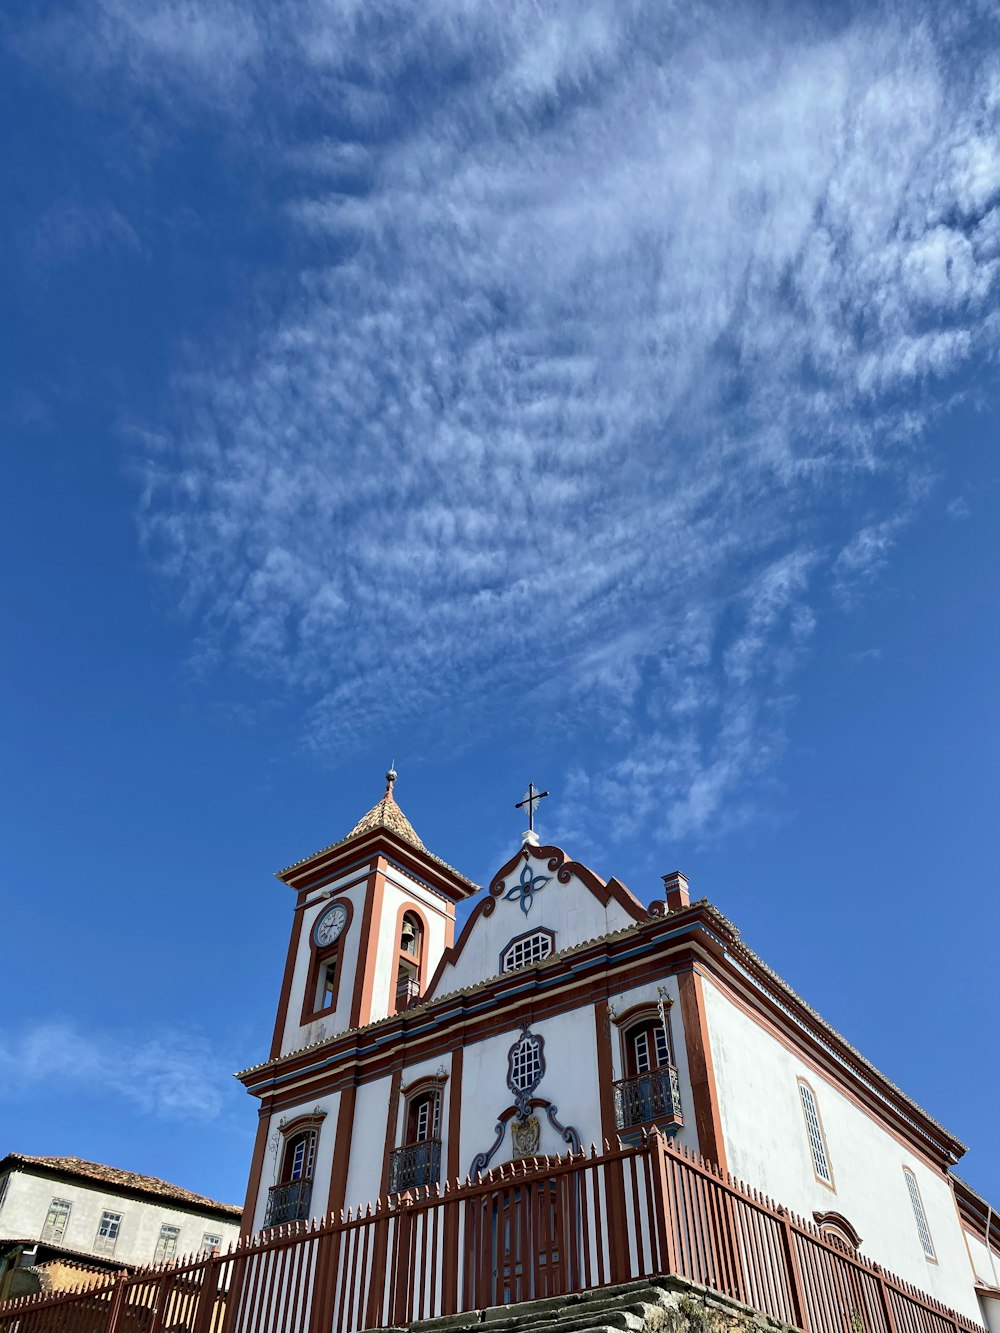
5, 1153, 241, 1215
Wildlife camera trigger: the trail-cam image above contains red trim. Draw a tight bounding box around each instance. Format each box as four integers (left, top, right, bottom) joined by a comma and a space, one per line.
399, 1071, 448, 1098
812, 1211, 862, 1249
677, 965, 728, 1174
278, 1111, 327, 1138
240, 1115, 271, 1237
279, 827, 477, 902
269, 908, 305, 1060
378, 1067, 403, 1199
300, 897, 356, 1026
350, 865, 385, 1029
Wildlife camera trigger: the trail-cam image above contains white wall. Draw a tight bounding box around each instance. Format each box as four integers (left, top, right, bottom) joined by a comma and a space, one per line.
459, 1009, 603, 1179
430, 862, 640, 998
701, 974, 981, 1321
367, 869, 453, 1024
966, 1224, 1000, 1288
0, 1170, 240, 1266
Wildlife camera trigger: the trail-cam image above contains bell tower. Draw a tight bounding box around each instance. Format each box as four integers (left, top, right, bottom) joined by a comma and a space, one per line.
267, 770, 479, 1062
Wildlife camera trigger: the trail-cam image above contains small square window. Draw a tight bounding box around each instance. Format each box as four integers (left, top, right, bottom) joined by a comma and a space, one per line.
202, 1233, 222, 1256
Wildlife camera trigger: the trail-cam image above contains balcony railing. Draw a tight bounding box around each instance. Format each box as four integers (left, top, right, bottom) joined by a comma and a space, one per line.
264, 1177, 313, 1226
388, 1139, 442, 1193
613, 1066, 683, 1133
395, 977, 422, 1011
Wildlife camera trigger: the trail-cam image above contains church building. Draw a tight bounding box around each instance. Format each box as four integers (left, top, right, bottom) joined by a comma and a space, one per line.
237, 773, 999, 1333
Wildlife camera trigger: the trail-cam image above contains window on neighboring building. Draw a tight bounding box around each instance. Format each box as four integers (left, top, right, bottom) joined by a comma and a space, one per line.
500, 931, 555, 973
93, 1210, 123, 1256
0, 1174, 9, 1212
798, 1080, 834, 1187
41, 1198, 72, 1243
202, 1233, 222, 1256
154, 1224, 181, 1263
903, 1168, 936, 1260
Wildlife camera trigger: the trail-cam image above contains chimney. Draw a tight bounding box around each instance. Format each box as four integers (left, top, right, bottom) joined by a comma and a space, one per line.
661, 870, 690, 912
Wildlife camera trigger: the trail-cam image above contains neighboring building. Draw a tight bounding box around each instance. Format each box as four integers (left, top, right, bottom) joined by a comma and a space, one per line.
0, 1154, 242, 1297
237, 771, 1000, 1333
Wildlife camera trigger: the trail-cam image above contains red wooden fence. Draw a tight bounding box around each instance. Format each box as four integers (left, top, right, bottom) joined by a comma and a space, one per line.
0, 1136, 986, 1333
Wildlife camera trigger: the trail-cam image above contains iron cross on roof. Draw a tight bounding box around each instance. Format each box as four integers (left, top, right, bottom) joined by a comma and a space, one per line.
515, 782, 550, 833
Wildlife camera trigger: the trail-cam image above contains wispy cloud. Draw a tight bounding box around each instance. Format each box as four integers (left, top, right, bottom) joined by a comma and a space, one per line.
0, 1022, 232, 1122
14, 1, 1000, 845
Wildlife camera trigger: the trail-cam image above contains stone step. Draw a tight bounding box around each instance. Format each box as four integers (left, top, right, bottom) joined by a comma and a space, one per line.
499, 1299, 662, 1333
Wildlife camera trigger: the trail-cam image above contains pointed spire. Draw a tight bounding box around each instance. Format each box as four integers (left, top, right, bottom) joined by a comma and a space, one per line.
340, 767, 426, 851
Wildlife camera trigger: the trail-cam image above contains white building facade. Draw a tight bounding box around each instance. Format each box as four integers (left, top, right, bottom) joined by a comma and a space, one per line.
238, 776, 999, 1331
0, 1154, 242, 1277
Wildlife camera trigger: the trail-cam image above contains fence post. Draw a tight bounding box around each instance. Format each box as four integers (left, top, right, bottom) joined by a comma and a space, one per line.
873, 1265, 900, 1333
438, 1183, 459, 1316
603, 1141, 631, 1286
190, 1256, 223, 1333
364, 1201, 391, 1331
219, 1241, 251, 1333
390, 1192, 415, 1327
105, 1269, 130, 1333
307, 1219, 343, 1333
776, 1207, 810, 1332
646, 1131, 678, 1278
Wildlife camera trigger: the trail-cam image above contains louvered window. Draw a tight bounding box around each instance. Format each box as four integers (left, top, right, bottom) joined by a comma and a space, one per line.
798, 1081, 833, 1185
904, 1168, 936, 1259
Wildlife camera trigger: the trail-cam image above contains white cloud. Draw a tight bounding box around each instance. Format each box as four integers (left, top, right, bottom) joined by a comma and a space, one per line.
15, 1, 1000, 845
0, 1022, 231, 1123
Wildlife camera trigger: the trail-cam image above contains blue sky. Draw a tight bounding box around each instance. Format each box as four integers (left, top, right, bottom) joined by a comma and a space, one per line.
1, 0, 998, 1217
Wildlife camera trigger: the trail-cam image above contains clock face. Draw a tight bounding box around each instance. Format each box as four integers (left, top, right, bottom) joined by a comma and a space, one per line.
314, 902, 348, 948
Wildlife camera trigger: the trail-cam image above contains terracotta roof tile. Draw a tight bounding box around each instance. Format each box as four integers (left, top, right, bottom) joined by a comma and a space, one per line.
278, 789, 479, 891
2, 1154, 241, 1217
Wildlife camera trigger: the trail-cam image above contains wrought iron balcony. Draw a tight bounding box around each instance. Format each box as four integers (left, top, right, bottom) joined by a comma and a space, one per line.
613, 1066, 683, 1133
388, 1139, 442, 1193
264, 1178, 313, 1226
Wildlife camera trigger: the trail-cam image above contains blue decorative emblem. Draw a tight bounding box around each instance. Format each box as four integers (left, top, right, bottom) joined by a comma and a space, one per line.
505, 861, 551, 915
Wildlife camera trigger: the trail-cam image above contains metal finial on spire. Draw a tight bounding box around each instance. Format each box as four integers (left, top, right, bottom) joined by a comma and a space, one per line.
385, 760, 397, 796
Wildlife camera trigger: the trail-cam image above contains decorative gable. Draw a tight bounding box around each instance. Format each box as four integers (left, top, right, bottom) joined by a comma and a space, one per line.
423, 842, 648, 998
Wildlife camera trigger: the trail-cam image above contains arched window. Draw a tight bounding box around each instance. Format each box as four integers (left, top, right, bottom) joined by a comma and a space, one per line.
389, 1081, 443, 1192
406, 1088, 441, 1145
395, 909, 426, 1013
813, 1211, 862, 1251
798, 1079, 834, 1188
903, 1167, 936, 1260
282, 1130, 317, 1184
265, 1114, 324, 1227
623, 1017, 672, 1076
613, 1008, 681, 1132
500, 929, 555, 973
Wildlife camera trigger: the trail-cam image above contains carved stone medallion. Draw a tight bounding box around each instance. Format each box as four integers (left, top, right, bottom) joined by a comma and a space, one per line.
511, 1114, 541, 1159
